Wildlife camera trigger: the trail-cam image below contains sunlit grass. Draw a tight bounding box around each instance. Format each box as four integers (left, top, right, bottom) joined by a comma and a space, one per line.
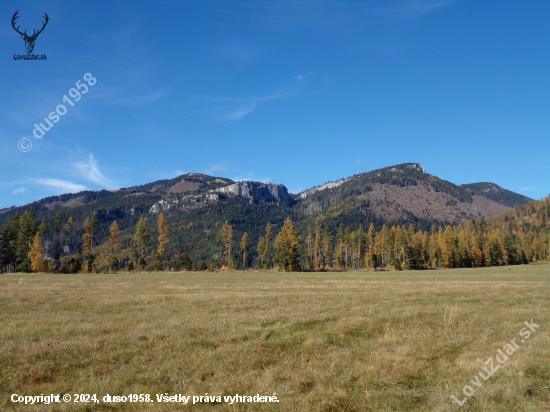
1, 263, 549, 411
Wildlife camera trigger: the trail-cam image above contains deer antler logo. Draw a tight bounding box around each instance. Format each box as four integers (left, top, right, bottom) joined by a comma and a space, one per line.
11, 11, 49, 54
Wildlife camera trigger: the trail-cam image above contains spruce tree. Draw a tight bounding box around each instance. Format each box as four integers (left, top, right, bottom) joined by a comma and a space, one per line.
134, 217, 150, 271
0, 214, 20, 272
17, 209, 38, 272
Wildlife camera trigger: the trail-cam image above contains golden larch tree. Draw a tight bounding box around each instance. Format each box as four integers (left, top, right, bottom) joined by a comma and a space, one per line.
220, 220, 234, 269
29, 232, 43, 272
157, 212, 169, 256
274, 217, 301, 272
241, 232, 249, 266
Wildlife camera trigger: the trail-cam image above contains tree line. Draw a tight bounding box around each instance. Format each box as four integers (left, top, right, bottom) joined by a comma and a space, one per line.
1, 195, 549, 273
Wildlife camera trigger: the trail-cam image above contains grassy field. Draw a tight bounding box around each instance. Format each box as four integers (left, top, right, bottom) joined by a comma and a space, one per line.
1, 263, 549, 411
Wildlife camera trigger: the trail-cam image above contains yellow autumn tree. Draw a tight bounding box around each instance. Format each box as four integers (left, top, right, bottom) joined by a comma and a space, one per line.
220, 220, 234, 269
274, 217, 301, 272
29, 232, 43, 272
157, 212, 169, 256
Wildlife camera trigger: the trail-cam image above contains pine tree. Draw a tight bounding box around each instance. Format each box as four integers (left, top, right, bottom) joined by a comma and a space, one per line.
178, 249, 193, 271
428, 226, 438, 268
108, 220, 120, 273
306, 225, 315, 270
322, 226, 332, 269
70, 248, 83, 273
0, 214, 20, 273
89, 214, 99, 255
366, 223, 375, 269
134, 217, 150, 271
81, 218, 94, 272
380, 225, 389, 268
54, 213, 64, 235
17, 209, 38, 272
240, 232, 249, 267
313, 227, 322, 270
64, 217, 74, 253
264, 223, 273, 268
344, 227, 351, 268
256, 236, 265, 268
333, 237, 343, 269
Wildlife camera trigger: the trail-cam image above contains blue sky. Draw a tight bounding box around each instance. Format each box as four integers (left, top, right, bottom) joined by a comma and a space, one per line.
1, 0, 549, 208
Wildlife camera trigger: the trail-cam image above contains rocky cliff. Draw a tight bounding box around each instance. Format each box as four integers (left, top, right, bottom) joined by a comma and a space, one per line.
210, 181, 294, 206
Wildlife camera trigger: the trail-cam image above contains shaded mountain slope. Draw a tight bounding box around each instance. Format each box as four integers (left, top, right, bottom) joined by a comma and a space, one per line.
460, 182, 532, 208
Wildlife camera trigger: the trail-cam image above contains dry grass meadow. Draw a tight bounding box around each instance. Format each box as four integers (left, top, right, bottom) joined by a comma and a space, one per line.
1, 263, 549, 411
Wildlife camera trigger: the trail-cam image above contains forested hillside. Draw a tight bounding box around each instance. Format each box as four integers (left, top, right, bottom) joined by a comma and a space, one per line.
0, 163, 542, 273
460, 182, 533, 207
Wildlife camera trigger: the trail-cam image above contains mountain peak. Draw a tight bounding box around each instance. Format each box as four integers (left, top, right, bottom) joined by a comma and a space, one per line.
406, 163, 426, 174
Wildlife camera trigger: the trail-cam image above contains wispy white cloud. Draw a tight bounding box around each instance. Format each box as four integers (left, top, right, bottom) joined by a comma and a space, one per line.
112, 91, 165, 106
218, 42, 258, 66
226, 102, 258, 121
204, 163, 229, 175
13, 188, 28, 194
73, 153, 115, 188
144, 169, 187, 181
518, 187, 537, 192
32, 178, 87, 193
232, 172, 270, 184
381, 0, 454, 19
356, 159, 362, 163
289, 186, 305, 194
199, 77, 304, 122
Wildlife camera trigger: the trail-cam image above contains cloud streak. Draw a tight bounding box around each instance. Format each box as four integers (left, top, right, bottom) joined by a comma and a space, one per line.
381, 0, 454, 19
199, 77, 304, 122
111, 91, 165, 106
73, 153, 115, 188
32, 178, 87, 193
226, 102, 258, 121
232, 172, 270, 184
204, 163, 229, 175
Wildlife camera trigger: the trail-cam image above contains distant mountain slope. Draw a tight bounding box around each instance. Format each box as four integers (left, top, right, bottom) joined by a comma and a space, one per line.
297, 163, 473, 212
0, 163, 535, 266
0, 174, 234, 217
460, 182, 532, 208
296, 163, 515, 230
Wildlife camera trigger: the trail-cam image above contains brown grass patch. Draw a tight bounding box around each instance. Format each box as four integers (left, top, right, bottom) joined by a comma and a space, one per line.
1, 263, 549, 410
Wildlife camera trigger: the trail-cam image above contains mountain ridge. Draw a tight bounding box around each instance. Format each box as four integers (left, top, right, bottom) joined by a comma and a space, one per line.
0, 163, 532, 220
0, 163, 535, 266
